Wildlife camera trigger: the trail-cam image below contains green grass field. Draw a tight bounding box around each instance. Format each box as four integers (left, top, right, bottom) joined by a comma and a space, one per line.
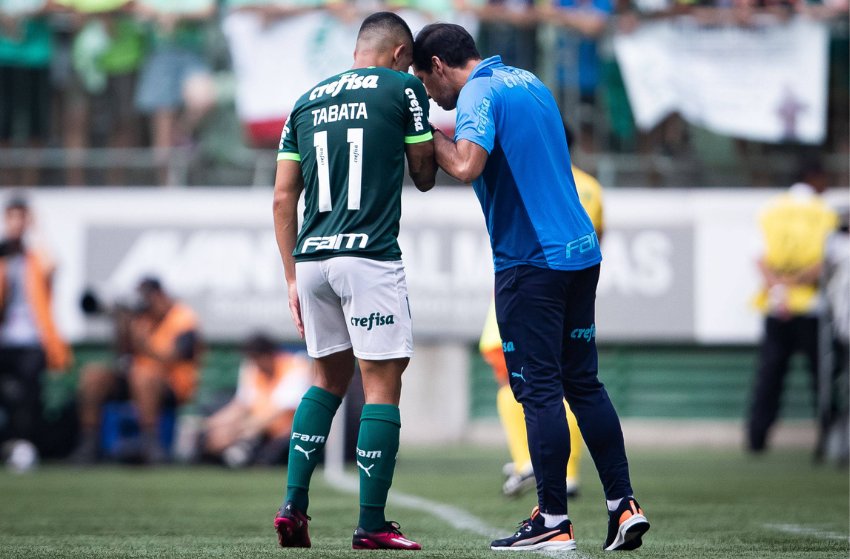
1, 446, 847, 558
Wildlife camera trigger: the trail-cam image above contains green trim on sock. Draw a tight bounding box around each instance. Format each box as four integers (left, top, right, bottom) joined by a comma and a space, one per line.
359, 403, 401, 427
302, 385, 343, 413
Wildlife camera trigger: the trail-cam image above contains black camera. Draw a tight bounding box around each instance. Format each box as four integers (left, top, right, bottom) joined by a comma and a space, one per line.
0, 239, 24, 258
80, 288, 149, 317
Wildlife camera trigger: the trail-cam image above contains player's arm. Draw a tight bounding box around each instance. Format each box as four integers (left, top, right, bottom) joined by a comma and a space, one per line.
132, 326, 199, 367
273, 159, 306, 339
405, 141, 437, 192
787, 262, 823, 286
403, 76, 437, 191
433, 131, 489, 184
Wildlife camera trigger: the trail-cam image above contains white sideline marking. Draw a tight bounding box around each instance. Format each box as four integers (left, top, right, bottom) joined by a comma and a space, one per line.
763, 523, 848, 541
325, 469, 591, 557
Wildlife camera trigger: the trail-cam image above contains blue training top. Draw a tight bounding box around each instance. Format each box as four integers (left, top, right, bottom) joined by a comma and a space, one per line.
454, 56, 602, 273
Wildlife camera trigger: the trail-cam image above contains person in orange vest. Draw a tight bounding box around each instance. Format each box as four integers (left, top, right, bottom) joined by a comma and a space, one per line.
0, 196, 71, 469
71, 277, 201, 464
204, 333, 311, 467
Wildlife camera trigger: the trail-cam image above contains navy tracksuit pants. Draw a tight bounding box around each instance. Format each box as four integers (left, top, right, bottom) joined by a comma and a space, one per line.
495, 264, 633, 514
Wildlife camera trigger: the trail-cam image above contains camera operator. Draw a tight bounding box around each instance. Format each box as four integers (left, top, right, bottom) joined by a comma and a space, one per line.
71, 277, 202, 464
0, 196, 71, 469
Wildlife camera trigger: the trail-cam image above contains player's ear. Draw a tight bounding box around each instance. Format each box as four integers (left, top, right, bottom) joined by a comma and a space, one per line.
392, 43, 409, 70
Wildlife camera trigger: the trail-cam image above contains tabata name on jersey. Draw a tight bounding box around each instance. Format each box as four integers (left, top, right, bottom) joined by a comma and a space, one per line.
309, 73, 379, 100
312, 102, 368, 126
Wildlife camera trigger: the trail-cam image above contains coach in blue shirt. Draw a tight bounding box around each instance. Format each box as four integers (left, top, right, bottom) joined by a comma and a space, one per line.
412, 23, 650, 552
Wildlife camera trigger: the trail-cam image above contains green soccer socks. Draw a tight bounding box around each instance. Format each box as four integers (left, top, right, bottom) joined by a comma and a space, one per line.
356, 404, 401, 532
285, 386, 342, 513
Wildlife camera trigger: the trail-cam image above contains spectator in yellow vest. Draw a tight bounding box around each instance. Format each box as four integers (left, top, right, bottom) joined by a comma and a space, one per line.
204, 333, 311, 467
747, 160, 838, 453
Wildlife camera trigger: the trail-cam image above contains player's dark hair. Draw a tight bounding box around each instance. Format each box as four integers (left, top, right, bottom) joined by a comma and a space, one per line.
242, 332, 278, 356
413, 23, 480, 72
358, 11, 414, 48
4, 194, 29, 213
138, 276, 164, 295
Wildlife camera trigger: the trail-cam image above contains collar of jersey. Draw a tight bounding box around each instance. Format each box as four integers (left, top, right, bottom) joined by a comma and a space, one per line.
467, 55, 503, 82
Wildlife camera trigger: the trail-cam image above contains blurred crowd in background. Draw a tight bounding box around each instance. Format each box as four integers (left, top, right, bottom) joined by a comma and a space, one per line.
0, 0, 847, 188
0, 0, 848, 475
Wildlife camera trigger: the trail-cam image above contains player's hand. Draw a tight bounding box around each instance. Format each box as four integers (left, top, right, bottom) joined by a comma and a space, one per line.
288, 281, 304, 339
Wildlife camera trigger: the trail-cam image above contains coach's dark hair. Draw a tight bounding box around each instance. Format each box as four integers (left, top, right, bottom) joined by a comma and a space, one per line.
358, 11, 414, 47
413, 23, 480, 72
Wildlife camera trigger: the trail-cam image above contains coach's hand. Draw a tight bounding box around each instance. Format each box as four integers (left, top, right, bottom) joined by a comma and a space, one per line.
288, 281, 304, 339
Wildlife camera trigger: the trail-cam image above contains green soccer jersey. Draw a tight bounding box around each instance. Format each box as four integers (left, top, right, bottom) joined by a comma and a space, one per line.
278, 67, 432, 262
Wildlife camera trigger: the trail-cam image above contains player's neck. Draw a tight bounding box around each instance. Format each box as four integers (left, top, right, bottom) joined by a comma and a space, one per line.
352, 50, 392, 71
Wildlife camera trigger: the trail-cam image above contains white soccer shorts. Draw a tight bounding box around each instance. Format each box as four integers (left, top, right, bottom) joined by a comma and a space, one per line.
295, 257, 413, 360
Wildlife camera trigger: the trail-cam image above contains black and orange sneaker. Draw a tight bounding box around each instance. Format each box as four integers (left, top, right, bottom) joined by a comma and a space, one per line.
352, 521, 421, 550
603, 497, 649, 551
274, 503, 311, 548
490, 507, 576, 551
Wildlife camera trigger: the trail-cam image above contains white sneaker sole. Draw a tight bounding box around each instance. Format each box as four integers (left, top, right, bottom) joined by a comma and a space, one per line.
604, 514, 649, 551
491, 539, 577, 551
502, 471, 536, 497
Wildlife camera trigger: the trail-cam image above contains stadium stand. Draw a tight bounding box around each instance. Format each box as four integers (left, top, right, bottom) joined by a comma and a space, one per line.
0, 1, 845, 187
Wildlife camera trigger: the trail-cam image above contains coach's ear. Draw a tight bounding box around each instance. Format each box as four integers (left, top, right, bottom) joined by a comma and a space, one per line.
431, 56, 445, 76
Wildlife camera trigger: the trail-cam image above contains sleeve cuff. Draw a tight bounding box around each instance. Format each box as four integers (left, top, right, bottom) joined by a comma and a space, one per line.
404, 131, 433, 144
455, 134, 492, 155
277, 152, 301, 162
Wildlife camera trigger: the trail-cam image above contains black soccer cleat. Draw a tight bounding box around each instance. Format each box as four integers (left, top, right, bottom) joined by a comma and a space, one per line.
490, 506, 576, 551
274, 502, 311, 548
603, 497, 649, 551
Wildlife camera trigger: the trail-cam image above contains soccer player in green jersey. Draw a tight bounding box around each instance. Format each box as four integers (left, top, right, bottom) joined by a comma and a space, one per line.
271, 12, 436, 551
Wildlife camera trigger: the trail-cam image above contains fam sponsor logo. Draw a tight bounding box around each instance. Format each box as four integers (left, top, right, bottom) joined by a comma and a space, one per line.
351, 312, 395, 330
570, 324, 596, 342
565, 231, 599, 259
356, 447, 382, 459
301, 233, 369, 253
309, 73, 379, 100
502, 340, 515, 353
291, 432, 326, 443
404, 88, 425, 132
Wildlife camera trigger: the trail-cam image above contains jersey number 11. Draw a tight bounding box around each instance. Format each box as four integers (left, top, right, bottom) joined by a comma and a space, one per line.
314, 129, 363, 212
